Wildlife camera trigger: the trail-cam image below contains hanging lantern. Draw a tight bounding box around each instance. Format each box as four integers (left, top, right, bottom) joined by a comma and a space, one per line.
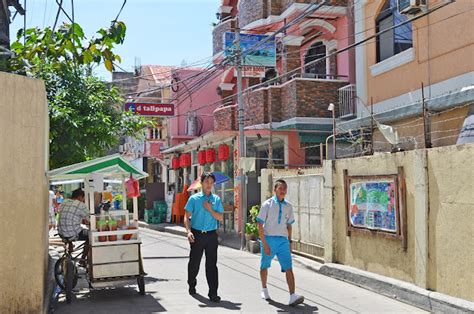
171, 156, 180, 169
218, 144, 230, 161
206, 148, 216, 163
197, 150, 207, 165
180, 153, 191, 168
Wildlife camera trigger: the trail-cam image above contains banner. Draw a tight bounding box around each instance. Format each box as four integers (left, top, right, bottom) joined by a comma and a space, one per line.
125, 103, 174, 117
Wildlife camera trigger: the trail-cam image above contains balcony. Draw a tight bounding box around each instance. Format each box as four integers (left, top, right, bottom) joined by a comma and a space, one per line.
338, 84, 356, 118
213, 17, 237, 56
243, 75, 350, 126
214, 104, 237, 131
237, 0, 348, 29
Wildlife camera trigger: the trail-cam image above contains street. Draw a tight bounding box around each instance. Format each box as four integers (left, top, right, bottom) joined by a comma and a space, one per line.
54, 229, 426, 313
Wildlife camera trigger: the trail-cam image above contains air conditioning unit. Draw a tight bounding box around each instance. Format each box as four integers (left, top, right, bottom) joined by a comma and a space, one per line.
398, 0, 427, 15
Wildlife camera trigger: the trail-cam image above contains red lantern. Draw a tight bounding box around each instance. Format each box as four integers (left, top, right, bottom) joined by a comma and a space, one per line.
197, 150, 207, 165
180, 153, 191, 168
218, 144, 230, 161
171, 157, 180, 169
206, 148, 216, 163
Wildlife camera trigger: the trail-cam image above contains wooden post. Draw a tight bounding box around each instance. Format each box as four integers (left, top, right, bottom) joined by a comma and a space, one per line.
421, 82, 432, 148
370, 97, 374, 155
320, 143, 324, 164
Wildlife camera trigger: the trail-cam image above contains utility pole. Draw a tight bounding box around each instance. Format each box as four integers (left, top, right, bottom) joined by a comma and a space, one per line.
235, 26, 247, 250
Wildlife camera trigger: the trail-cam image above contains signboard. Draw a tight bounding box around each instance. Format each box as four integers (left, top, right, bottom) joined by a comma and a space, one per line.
238, 66, 266, 78
125, 103, 174, 117
224, 32, 276, 67
344, 169, 407, 248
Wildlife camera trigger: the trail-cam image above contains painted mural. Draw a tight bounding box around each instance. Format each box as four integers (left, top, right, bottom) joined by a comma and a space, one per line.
349, 180, 398, 233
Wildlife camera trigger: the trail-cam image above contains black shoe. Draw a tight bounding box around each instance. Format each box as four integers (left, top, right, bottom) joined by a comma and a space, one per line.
189, 287, 196, 295
209, 295, 221, 302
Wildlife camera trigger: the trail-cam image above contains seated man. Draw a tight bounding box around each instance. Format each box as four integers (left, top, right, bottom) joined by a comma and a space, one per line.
58, 188, 90, 264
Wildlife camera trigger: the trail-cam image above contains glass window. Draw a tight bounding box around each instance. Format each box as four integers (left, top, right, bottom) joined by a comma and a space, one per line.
304, 42, 327, 77
376, 0, 413, 62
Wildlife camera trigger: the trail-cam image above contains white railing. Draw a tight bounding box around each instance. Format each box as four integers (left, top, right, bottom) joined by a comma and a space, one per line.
338, 84, 356, 118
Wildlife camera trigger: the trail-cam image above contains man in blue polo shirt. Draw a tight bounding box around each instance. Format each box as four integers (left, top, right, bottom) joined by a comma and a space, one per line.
184, 172, 224, 302
257, 179, 304, 306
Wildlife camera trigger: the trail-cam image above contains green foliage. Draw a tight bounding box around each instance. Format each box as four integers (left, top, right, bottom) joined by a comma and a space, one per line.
245, 205, 260, 238
8, 22, 153, 168
9, 21, 126, 75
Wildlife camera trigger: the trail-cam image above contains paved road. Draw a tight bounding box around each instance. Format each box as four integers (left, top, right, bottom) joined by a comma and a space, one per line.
54, 229, 426, 313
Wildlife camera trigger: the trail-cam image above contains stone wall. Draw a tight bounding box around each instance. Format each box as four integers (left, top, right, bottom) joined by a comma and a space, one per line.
214, 104, 237, 131
213, 18, 235, 55
281, 79, 348, 120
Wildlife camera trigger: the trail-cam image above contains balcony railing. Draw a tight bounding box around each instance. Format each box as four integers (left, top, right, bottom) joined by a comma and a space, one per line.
338, 84, 356, 118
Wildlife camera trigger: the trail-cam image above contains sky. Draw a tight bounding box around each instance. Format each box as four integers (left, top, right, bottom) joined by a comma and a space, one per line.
10, 0, 221, 81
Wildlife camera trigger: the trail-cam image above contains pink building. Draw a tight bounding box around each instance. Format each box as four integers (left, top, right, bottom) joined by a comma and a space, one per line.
168, 68, 222, 147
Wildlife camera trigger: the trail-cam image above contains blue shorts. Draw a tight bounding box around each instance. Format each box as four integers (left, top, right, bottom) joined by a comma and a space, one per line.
260, 236, 292, 272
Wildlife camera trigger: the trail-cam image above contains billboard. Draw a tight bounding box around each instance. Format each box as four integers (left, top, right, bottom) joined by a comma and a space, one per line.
224, 32, 276, 67
125, 103, 174, 117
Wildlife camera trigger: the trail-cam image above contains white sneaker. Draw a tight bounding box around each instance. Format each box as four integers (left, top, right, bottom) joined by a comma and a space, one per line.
261, 288, 271, 300
289, 293, 304, 306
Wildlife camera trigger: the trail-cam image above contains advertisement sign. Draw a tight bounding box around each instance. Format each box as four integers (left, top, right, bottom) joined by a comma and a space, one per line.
125, 103, 174, 117
224, 32, 276, 67
238, 66, 266, 78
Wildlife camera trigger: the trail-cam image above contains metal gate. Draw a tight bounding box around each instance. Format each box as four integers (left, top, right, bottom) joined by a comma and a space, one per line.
276, 173, 325, 260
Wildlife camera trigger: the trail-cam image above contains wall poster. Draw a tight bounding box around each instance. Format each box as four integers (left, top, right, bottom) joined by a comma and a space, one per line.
344, 169, 407, 248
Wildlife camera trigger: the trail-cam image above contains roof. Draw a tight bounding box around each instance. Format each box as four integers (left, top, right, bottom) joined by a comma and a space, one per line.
48, 154, 148, 181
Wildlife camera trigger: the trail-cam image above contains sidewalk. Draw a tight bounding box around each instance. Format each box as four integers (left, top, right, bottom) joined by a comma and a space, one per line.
140, 222, 474, 313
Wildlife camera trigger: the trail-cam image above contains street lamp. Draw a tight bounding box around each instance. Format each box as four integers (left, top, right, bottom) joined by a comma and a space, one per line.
328, 103, 336, 160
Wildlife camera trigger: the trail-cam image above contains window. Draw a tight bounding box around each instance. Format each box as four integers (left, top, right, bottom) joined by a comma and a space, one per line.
376, 0, 413, 62
304, 42, 327, 77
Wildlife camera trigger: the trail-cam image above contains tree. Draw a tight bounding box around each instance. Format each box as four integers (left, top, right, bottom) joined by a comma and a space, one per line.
9, 22, 152, 168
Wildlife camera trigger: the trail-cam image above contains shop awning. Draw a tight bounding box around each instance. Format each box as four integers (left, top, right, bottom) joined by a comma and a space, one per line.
298, 133, 329, 143
48, 154, 148, 181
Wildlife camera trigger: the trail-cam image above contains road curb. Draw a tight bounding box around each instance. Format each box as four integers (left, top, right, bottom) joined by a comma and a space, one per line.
319, 263, 474, 313
138, 221, 187, 237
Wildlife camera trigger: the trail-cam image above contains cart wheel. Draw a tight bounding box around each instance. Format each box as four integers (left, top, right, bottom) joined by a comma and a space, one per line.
137, 276, 145, 295
65, 257, 75, 303
54, 257, 78, 291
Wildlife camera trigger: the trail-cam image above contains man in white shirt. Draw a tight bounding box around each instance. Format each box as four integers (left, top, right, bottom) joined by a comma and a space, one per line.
257, 179, 304, 306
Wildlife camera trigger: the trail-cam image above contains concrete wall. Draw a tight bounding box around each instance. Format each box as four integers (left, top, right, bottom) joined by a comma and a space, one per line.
0, 72, 49, 312
427, 144, 474, 301
327, 143, 474, 301
332, 151, 418, 284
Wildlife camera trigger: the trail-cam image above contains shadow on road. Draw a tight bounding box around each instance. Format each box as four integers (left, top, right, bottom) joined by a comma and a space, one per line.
145, 276, 181, 283
55, 287, 167, 313
191, 293, 242, 311
267, 299, 319, 313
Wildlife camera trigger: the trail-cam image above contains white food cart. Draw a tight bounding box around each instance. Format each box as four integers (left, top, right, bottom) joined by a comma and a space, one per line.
49, 154, 148, 294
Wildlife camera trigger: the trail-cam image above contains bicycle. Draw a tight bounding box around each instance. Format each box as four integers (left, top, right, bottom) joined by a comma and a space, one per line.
53, 235, 88, 304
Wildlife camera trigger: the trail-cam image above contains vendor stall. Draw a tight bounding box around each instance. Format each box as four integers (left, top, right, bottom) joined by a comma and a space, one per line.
49, 154, 148, 294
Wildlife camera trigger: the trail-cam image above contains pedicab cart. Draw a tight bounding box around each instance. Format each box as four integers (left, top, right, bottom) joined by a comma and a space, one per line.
48, 154, 148, 294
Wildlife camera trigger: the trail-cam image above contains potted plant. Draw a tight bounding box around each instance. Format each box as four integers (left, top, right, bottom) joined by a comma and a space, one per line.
245, 205, 261, 253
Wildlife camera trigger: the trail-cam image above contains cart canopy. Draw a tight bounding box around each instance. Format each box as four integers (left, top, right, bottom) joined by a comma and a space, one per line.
48, 154, 148, 181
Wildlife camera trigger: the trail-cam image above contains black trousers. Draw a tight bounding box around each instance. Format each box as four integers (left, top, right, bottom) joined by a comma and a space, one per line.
187, 229, 219, 296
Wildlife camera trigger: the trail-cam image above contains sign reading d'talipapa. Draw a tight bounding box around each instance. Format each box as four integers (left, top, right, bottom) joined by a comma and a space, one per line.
125, 103, 175, 117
